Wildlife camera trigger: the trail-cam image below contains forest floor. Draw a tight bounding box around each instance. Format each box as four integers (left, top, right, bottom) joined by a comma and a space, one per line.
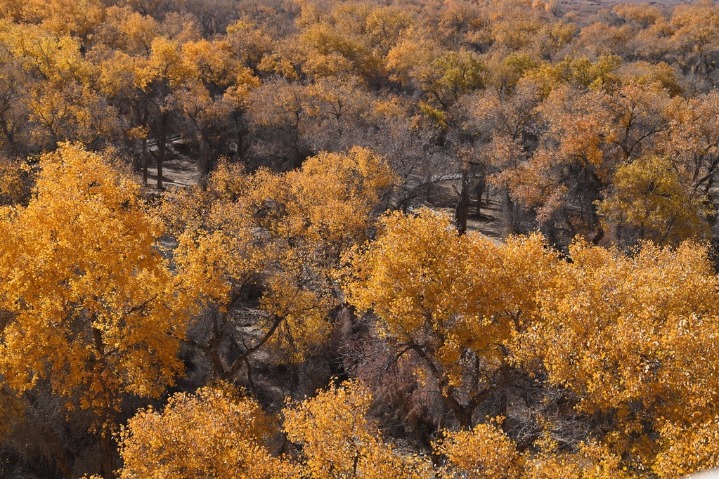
428, 203, 506, 240
419, 182, 507, 241
144, 138, 200, 188
146, 155, 199, 188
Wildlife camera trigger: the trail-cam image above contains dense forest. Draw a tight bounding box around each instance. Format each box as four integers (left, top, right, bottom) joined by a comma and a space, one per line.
3, 0, 719, 477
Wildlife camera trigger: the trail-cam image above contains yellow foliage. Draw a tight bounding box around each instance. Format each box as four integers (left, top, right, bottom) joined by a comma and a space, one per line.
598, 155, 710, 245
343, 210, 557, 425
166, 148, 395, 362
654, 418, 719, 478
344, 210, 554, 360
0, 143, 190, 421
7, 25, 91, 85
523, 55, 622, 95
135, 36, 189, 90
21, 0, 104, 38
283, 380, 433, 478
118, 384, 296, 479
523, 441, 634, 479
287, 147, 396, 245
514, 239, 719, 463
436, 420, 521, 479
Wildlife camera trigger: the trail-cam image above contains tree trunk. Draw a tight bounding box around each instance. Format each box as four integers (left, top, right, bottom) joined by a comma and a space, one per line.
233, 111, 248, 161
455, 167, 470, 235
445, 393, 473, 428
591, 224, 604, 244
141, 138, 148, 185
157, 137, 165, 190
198, 137, 210, 190
503, 189, 519, 235
475, 172, 487, 217
0, 119, 18, 157
99, 430, 115, 479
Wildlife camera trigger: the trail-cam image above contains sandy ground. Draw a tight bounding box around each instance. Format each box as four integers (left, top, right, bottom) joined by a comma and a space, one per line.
146, 155, 200, 188
141, 138, 201, 189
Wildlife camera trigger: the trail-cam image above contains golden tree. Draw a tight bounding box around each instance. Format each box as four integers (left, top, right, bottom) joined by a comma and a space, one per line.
514, 239, 719, 468
438, 425, 633, 479
343, 209, 557, 427
0, 143, 192, 476
168, 147, 395, 377
283, 380, 433, 479
597, 155, 709, 245
435, 420, 521, 479
117, 384, 296, 479
653, 418, 719, 478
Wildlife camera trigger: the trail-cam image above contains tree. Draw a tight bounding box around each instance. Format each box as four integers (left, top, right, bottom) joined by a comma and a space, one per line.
0, 156, 31, 205
168, 147, 395, 381
176, 37, 259, 180
94, 6, 158, 55
660, 91, 719, 197
20, 0, 104, 42
247, 79, 310, 169
134, 35, 188, 188
521, 440, 633, 479
494, 82, 670, 244
116, 384, 296, 479
438, 424, 631, 479
387, 43, 486, 124
654, 419, 719, 478
300, 77, 374, 154
0, 34, 32, 157
597, 155, 709, 245
283, 380, 433, 479
343, 209, 557, 428
2, 24, 122, 151
289, 1, 394, 84
669, 1, 719, 77
513, 239, 719, 468
435, 420, 521, 479
0, 143, 192, 477
460, 82, 544, 233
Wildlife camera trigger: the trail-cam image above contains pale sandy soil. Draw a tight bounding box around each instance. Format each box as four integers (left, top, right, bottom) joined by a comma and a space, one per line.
146, 155, 199, 188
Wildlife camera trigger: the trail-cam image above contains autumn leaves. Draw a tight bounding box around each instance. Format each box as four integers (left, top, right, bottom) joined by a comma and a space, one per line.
111, 199, 719, 478
343, 211, 719, 478
3, 142, 719, 477
0, 143, 396, 472
4, 0, 719, 475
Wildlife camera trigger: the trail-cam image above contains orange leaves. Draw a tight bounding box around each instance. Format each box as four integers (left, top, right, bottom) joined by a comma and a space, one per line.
342, 210, 558, 425
654, 418, 719, 478
286, 147, 396, 246
284, 380, 432, 479
514, 238, 719, 462
135, 36, 186, 90
118, 379, 433, 479
168, 147, 394, 362
344, 209, 554, 352
0, 143, 189, 421
343, 208, 719, 472
494, 81, 672, 233
343, 210, 472, 337
118, 384, 296, 479
283, 380, 375, 477
522, 440, 633, 479
436, 420, 521, 479
3, 1, 719, 476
